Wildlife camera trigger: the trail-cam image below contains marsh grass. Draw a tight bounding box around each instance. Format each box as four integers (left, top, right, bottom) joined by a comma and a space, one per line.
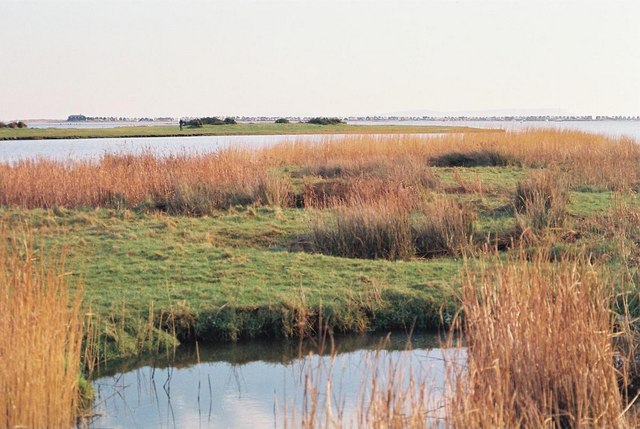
0, 230, 84, 428
268, 130, 640, 190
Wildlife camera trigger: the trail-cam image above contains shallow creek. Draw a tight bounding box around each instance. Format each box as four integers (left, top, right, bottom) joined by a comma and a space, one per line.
87, 332, 463, 429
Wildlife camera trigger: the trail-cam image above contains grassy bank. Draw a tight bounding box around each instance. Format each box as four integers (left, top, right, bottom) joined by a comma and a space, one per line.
0, 122, 490, 140
2, 129, 640, 363
4, 208, 459, 359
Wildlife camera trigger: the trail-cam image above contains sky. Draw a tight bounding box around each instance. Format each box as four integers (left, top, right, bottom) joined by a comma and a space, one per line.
1, 0, 639, 120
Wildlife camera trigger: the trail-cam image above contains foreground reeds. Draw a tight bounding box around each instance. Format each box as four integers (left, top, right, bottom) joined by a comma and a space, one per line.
293, 248, 639, 428
448, 250, 633, 428
0, 231, 84, 429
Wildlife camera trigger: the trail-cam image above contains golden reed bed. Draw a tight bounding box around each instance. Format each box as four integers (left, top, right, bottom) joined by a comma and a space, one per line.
0, 129, 637, 210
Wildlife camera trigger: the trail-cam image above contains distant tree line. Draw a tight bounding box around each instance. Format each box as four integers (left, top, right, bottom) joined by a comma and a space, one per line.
273, 117, 345, 125
67, 115, 88, 121
0, 121, 27, 129
306, 117, 344, 125
182, 117, 237, 128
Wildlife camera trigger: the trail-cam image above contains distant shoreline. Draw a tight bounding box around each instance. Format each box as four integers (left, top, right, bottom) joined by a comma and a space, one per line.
0, 122, 497, 141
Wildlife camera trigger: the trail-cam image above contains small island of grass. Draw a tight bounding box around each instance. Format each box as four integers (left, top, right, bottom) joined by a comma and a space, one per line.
0, 121, 496, 141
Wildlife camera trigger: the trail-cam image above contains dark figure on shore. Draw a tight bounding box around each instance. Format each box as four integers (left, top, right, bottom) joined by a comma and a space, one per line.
179, 119, 184, 131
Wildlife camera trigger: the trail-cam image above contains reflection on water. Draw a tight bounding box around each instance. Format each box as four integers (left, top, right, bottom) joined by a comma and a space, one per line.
88, 333, 463, 429
0, 133, 447, 163
0, 134, 301, 163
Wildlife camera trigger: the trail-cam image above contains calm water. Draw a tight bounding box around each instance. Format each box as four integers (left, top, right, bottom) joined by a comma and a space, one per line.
351, 119, 640, 140
0, 134, 314, 163
88, 333, 461, 429
0, 133, 454, 163
2, 121, 637, 163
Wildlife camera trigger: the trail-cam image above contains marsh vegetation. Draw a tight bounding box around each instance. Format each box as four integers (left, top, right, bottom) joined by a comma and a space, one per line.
0, 231, 86, 429
2, 128, 640, 427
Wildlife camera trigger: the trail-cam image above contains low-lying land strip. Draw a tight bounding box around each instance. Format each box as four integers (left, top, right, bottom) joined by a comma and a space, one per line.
0, 122, 492, 140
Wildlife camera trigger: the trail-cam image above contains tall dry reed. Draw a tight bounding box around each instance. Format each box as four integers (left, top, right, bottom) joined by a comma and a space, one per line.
448, 250, 633, 428
0, 150, 278, 212
0, 130, 637, 211
289, 344, 434, 429
0, 230, 84, 429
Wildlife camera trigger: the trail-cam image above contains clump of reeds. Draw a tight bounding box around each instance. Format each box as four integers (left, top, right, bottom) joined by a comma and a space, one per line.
514, 169, 570, 234
298, 158, 436, 209
430, 149, 515, 167
310, 194, 474, 260
299, 157, 437, 188
302, 176, 423, 209
447, 250, 633, 428
0, 230, 85, 428
256, 173, 295, 207
310, 193, 415, 260
413, 197, 475, 257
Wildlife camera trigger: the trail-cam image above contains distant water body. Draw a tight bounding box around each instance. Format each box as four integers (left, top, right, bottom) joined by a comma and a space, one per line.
350, 120, 640, 141
0, 133, 423, 163
1, 120, 637, 163
0, 134, 305, 163
27, 120, 177, 129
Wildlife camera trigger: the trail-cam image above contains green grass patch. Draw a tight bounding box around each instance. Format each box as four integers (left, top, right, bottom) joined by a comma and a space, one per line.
3, 207, 460, 359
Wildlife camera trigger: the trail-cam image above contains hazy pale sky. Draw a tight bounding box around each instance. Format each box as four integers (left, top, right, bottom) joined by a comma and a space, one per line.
1, 0, 639, 119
